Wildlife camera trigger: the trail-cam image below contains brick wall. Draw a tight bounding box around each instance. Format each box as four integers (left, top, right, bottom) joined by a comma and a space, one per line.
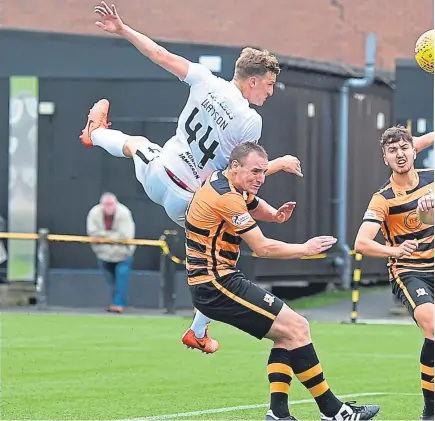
2, 0, 433, 69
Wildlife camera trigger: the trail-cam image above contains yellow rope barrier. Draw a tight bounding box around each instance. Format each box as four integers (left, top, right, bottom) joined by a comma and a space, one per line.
0, 231, 358, 264
2, 231, 365, 319
0, 232, 164, 247
159, 231, 186, 265
0, 232, 40, 240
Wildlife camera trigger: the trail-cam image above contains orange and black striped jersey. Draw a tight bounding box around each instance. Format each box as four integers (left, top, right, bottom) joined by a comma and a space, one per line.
185, 171, 259, 285
363, 169, 434, 277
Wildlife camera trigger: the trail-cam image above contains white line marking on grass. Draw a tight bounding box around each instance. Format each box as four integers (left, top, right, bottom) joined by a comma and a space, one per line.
354, 318, 414, 325
352, 353, 415, 359
121, 392, 420, 420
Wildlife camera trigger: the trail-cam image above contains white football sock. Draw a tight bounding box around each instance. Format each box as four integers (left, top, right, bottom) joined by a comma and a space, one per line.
190, 311, 212, 338
91, 128, 128, 158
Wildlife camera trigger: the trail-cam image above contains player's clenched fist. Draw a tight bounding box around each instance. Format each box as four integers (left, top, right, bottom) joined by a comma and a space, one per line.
418, 194, 434, 212
392, 240, 419, 258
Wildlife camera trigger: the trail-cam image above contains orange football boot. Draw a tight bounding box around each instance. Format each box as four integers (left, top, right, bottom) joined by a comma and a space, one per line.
181, 325, 219, 354
79, 99, 111, 147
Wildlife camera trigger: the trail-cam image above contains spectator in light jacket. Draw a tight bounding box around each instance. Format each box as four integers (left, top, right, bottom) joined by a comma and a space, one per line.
87, 193, 135, 313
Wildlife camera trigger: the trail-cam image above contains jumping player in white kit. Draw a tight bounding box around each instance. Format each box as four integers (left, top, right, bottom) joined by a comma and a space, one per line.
81, 1, 303, 354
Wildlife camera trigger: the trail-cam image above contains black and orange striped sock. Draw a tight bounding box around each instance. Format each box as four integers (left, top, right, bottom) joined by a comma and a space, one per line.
291, 343, 342, 417
421, 338, 434, 414
267, 348, 293, 418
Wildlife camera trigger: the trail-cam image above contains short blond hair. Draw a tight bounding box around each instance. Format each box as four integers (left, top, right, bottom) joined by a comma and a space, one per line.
235, 47, 280, 80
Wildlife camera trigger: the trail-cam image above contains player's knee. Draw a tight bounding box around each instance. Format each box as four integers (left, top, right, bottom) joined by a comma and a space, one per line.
271, 306, 311, 348
415, 303, 434, 339
289, 313, 311, 343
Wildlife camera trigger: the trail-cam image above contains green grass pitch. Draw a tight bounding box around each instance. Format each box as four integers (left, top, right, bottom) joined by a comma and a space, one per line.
1, 313, 423, 420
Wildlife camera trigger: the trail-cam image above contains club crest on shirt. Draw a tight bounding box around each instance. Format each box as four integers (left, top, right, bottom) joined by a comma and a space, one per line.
416, 288, 428, 297
263, 293, 275, 307
404, 210, 422, 230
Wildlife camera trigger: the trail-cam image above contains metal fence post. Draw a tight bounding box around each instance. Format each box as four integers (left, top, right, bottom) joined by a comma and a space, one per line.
350, 253, 363, 323
159, 250, 176, 314
36, 228, 49, 310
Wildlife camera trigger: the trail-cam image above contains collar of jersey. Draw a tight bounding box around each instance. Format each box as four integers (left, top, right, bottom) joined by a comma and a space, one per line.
389, 170, 420, 194
219, 170, 244, 195
229, 80, 248, 103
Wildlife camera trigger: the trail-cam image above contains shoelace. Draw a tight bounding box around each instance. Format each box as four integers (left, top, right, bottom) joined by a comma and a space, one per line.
339, 401, 367, 421
344, 401, 364, 412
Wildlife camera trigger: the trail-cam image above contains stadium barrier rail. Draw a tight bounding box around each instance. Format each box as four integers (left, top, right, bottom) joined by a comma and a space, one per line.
0, 230, 364, 320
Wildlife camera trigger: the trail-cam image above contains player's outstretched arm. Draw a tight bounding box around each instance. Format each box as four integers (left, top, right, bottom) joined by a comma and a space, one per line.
240, 226, 336, 259
250, 199, 296, 224
354, 221, 418, 258
414, 132, 434, 153
266, 155, 303, 177
94, 1, 190, 80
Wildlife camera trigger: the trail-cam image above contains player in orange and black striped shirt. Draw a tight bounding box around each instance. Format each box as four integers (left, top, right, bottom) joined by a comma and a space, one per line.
355, 125, 434, 420
360, 168, 433, 278
186, 142, 380, 421
185, 170, 261, 284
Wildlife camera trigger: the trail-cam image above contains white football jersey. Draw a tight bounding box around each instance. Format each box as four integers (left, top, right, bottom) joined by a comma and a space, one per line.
160, 63, 262, 190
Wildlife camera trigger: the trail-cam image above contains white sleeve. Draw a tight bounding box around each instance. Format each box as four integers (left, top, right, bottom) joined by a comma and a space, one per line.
241, 113, 262, 143
182, 62, 214, 86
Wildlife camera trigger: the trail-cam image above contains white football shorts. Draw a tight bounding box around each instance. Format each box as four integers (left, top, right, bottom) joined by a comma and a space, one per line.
132, 142, 194, 228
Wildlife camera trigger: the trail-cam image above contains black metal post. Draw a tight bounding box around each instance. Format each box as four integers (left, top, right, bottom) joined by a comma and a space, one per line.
160, 251, 176, 314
